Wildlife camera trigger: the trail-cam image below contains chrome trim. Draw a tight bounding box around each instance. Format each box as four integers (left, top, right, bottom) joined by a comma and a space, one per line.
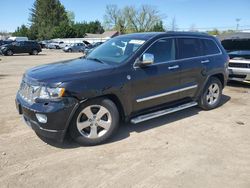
168, 65, 179, 70
201, 59, 210, 64
136, 84, 198, 103
131, 101, 198, 124
133, 36, 222, 69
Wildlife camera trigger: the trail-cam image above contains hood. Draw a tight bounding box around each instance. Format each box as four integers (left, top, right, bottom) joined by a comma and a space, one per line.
25, 58, 115, 84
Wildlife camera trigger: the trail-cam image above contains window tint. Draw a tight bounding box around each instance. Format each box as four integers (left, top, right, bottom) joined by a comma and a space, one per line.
202, 39, 220, 55
177, 38, 203, 59
144, 39, 175, 63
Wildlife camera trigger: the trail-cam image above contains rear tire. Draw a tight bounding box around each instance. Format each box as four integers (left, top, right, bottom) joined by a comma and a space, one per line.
198, 77, 222, 110
31, 49, 38, 55
69, 98, 120, 146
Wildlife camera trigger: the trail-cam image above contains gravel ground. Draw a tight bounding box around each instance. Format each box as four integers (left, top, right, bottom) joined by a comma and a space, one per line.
0, 50, 249, 188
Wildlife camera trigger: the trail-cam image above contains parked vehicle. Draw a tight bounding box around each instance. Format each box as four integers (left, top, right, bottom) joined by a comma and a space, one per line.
221, 39, 250, 82
0, 41, 41, 56
63, 43, 85, 52
8, 36, 28, 41
84, 42, 104, 55
16, 32, 228, 146
47, 41, 64, 49
0, 40, 13, 47
39, 40, 51, 48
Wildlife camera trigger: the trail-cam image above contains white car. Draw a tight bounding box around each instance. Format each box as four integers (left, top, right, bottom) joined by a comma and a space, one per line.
221, 39, 250, 83
228, 51, 250, 82
48, 41, 64, 49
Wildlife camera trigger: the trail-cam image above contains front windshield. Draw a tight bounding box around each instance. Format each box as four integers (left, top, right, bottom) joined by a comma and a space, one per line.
86, 37, 146, 64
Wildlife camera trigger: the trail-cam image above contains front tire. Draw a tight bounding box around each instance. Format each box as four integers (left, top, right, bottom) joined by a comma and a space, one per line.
6, 50, 13, 56
198, 77, 222, 110
69, 98, 120, 146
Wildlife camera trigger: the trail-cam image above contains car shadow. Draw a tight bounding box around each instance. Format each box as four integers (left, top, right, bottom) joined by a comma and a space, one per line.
40, 94, 231, 148
227, 80, 250, 88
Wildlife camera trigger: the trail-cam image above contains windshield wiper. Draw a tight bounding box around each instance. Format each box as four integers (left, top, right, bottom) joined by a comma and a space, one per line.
86, 57, 104, 64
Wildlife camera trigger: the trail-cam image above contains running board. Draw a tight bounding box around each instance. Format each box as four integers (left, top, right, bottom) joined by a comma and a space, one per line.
130, 101, 198, 124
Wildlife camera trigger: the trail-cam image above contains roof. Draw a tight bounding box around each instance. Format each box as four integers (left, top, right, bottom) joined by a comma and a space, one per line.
117, 31, 211, 40
217, 32, 250, 41
85, 31, 119, 39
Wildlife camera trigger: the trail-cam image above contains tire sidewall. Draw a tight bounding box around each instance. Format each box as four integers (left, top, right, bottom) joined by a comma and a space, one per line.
69, 98, 120, 146
7, 50, 13, 56
32, 49, 38, 55
200, 77, 222, 110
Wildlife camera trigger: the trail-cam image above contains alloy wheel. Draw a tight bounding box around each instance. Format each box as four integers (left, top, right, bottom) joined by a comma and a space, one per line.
206, 83, 220, 105
76, 105, 112, 139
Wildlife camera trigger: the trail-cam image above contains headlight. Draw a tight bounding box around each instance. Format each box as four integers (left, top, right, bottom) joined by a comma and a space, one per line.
39, 87, 65, 99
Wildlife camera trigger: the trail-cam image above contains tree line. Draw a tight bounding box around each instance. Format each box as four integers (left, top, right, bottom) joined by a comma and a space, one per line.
12, 0, 237, 40
12, 0, 165, 40
13, 0, 104, 40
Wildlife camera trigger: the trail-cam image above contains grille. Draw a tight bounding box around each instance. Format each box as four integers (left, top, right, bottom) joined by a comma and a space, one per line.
229, 63, 250, 68
229, 74, 247, 79
19, 81, 40, 104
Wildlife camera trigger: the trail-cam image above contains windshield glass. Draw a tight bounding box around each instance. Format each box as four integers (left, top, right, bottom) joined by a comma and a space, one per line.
86, 37, 146, 64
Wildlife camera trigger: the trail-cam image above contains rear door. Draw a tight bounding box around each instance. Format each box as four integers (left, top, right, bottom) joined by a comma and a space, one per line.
131, 38, 182, 112
176, 37, 206, 99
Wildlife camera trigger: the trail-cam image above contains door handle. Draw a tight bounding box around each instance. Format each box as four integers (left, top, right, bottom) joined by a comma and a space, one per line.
168, 65, 179, 70
201, 60, 210, 64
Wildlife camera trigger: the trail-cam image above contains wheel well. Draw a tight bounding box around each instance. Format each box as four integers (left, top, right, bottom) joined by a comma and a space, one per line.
210, 73, 225, 87
97, 94, 126, 121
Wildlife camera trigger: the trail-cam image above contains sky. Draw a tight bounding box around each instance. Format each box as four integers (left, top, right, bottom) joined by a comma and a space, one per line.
0, 0, 249, 32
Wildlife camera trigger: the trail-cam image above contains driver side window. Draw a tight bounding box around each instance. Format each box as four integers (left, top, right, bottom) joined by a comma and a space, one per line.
145, 38, 175, 64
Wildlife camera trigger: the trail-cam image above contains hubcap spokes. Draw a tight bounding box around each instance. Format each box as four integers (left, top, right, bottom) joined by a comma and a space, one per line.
206, 83, 219, 105
77, 105, 112, 139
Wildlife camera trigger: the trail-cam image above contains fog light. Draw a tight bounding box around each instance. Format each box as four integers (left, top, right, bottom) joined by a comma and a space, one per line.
36, 114, 47, 123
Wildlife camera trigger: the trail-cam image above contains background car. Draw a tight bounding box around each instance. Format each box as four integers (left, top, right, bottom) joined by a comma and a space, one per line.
0, 40, 13, 47
39, 40, 51, 48
63, 43, 85, 52
0, 41, 42, 56
221, 38, 250, 82
47, 41, 64, 49
84, 42, 103, 55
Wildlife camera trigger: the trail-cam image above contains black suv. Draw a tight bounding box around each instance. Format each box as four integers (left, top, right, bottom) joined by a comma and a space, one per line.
0, 41, 41, 56
16, 32, 228, 145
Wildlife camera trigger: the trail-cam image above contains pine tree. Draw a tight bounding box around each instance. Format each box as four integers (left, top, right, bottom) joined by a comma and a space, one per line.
29, 0, 69, 40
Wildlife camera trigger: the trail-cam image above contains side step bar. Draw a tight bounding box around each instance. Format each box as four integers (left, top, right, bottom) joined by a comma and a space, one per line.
130, 101, 198, 124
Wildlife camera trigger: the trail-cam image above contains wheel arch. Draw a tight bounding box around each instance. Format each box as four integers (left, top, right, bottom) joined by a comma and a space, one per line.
210, 73, 225, 88
97, 94, 126, 121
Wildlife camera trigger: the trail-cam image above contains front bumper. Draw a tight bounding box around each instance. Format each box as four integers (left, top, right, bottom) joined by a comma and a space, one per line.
228, 67, 250, 82
16, 94, 79, 142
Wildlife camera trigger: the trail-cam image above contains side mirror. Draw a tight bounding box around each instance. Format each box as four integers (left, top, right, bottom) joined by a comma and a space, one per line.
141, 53, 154, 66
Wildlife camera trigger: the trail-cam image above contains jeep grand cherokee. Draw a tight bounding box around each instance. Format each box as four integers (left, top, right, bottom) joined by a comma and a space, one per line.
16, 32, 229, 146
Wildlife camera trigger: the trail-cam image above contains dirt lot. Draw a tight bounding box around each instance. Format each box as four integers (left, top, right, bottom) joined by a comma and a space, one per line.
0, 50, 249, 188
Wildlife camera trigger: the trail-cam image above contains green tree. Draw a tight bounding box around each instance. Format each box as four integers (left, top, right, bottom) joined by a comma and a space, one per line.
12, 25, 30, 37
52, 22, 76, 38
73, 21, 104, 37
151, 21, 165, 32
29, 0, 69, 40
207, 28, 220, 36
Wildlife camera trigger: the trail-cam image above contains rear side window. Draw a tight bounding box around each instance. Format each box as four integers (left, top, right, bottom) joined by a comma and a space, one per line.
144, 38, 175, 63
177, 38, 203, 59
202, 39, 220, 55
